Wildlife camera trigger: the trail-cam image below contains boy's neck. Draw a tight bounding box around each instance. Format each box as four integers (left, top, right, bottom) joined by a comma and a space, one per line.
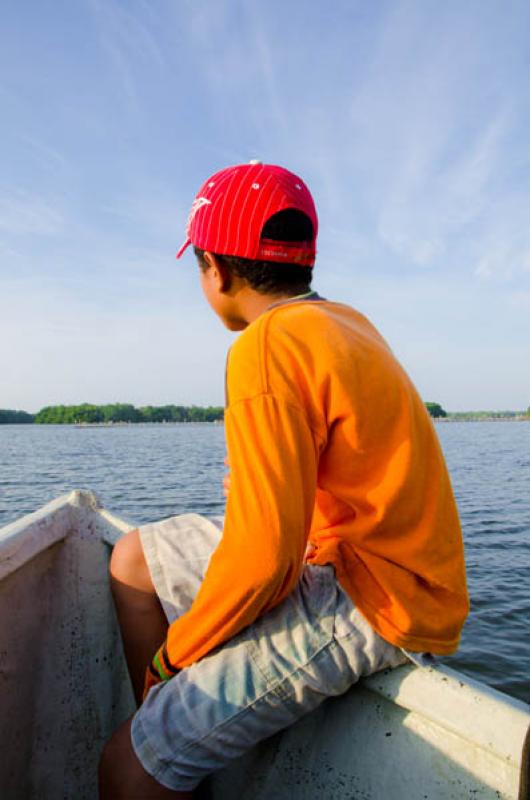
236, 288, 315, 327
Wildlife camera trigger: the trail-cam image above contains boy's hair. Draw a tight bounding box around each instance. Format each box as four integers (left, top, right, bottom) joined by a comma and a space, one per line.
194, 209, 313, 295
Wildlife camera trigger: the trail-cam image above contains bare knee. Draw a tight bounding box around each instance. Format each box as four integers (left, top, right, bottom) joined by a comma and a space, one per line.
110, 529, 155, 593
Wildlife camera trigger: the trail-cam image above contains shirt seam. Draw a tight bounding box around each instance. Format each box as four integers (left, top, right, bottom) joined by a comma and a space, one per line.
258, 311, 270, 394
225, 391, 326, 449
230, 299, 334, 402
258, 302, 316, 410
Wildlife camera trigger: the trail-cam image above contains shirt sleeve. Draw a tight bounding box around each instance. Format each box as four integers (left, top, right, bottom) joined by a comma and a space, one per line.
159, 392, 319, 671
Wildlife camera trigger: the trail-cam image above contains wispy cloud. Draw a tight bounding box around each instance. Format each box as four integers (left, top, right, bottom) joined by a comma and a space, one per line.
0, 192, 64, 237
245, 5, 289, 138
21, 135, 69, 173
474, 215, 530, 283
377, 109, 511, 267
1, 0, 529, 410
88, 0, 164, 103
181, 1, 291, 149
332, 2, 530, 282
100, 189, 184, 243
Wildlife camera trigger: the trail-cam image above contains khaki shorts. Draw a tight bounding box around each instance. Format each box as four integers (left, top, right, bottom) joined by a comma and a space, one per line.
131, 513, 407, 791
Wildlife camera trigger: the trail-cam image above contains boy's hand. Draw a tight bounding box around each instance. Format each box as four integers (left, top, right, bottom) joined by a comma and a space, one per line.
223, 455, 231, 497
304, 540, 317, 560
142, 643, 180, 701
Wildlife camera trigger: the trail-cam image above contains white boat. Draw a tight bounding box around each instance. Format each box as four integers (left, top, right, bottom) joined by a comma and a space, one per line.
0, 490, 528, 800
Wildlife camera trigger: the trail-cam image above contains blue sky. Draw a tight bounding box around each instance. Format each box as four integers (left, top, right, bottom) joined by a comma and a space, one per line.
1, 0, 529, 412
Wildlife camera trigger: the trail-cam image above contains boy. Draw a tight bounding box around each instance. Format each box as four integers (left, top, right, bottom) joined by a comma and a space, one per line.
99, 162, 468, 799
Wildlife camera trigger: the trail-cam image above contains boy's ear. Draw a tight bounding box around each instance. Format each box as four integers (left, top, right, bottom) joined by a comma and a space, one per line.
203, 252, 232, 293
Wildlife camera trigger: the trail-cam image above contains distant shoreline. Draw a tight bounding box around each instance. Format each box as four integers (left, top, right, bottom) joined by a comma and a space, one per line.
436, 415, 530, 423
0, 419, 228, 426
3, 418, 529, 424
1, 403, 529, 425
0, 404, 224, 425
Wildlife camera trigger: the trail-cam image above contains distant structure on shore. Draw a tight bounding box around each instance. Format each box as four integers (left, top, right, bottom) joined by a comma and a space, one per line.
438, 410, 530, 422
424, 403, 530, 421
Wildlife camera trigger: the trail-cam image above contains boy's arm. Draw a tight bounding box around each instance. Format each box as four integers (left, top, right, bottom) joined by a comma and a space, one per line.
146, 393, 319, 689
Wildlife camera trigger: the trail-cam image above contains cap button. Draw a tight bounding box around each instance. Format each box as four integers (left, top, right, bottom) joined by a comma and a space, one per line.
248, 159, 262, 165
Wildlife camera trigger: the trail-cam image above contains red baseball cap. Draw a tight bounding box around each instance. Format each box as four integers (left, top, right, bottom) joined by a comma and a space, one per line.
176, 161, 318, 266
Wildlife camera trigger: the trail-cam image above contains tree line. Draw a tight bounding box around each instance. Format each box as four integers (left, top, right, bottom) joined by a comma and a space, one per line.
425, 402, 447, 418
1, 403, 529, 424
0, 404, 224, 424
422, 404, 530, 420
0, 410, 35, 424
444, 409, 528, 421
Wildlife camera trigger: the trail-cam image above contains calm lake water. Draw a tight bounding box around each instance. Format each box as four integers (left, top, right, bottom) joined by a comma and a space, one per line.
1, 420, 529, 703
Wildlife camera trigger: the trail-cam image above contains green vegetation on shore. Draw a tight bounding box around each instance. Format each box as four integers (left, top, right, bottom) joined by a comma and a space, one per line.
0, 404, 224, 424
425, 404, 530, 421
444, 409, 529, 421
1, 403, 529, 424
425, 402, 447, 418
0, 409, 35, 424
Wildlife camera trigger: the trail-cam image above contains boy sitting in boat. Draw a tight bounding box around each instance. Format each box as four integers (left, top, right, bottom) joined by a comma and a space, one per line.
99, 162, 469, 799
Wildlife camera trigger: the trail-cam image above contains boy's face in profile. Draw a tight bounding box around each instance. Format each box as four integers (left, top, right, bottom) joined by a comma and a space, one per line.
197, 253, 248, 332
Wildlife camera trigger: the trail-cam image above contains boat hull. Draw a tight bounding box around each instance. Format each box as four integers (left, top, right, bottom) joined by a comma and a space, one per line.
1, 491, 528, 799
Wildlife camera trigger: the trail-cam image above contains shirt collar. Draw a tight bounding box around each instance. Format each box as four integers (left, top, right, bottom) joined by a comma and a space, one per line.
266, 290, 324, 311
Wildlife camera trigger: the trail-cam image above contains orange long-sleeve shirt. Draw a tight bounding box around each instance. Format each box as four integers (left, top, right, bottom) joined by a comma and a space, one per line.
161, 297, 468, 673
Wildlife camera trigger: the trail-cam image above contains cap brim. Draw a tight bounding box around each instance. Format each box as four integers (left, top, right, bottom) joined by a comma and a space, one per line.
176, 237, 191, 259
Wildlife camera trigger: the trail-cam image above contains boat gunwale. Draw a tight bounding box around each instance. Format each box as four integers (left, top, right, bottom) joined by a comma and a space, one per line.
1, 490, 529, 783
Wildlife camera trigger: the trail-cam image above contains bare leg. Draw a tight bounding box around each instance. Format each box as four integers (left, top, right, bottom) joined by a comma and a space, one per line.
99, 717, 193, 799
110, 529, 169, 705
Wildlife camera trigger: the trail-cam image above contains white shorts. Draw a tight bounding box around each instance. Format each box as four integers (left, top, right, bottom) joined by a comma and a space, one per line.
131, 513, 407, 791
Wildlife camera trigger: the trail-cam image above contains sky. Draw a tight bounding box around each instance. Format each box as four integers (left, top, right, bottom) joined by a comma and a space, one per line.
1, 0, 529, 413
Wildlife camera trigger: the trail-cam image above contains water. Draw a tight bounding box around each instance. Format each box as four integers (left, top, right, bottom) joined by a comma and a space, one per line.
0, 423, 227, 525
1, 421, 529, 703
434, 421, 530, 703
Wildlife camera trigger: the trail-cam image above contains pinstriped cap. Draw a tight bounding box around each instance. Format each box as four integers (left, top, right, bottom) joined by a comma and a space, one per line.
176, 162, 318, 266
